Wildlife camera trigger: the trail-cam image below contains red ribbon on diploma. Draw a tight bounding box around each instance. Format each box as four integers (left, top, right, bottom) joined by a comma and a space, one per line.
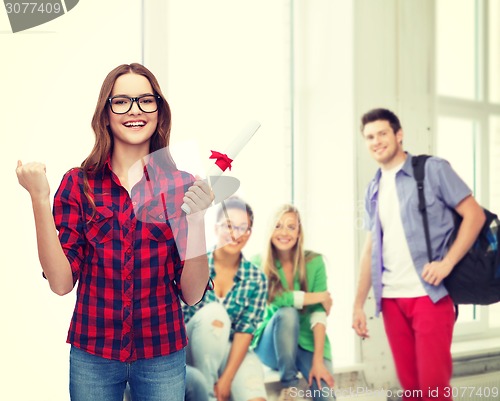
210, 150, 233, 172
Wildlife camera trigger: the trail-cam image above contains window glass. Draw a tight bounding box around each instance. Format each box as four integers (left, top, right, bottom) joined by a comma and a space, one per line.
436, 117, 478, 192
488, 0, 500, 103
489, 116, 500, 328
436, 0, 480, 100
436, 117, 481, 325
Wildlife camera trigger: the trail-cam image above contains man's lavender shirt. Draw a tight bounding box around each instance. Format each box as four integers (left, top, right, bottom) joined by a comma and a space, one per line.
364, 153, 471, 316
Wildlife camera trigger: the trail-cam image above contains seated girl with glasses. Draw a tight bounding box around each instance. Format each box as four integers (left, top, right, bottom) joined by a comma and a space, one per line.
16, 63, 213, 401
252, 204, 335, 401
182, 197, 268, 401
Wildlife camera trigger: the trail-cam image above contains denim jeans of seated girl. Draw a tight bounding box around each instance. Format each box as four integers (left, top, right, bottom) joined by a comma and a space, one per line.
254, 307, 335, 401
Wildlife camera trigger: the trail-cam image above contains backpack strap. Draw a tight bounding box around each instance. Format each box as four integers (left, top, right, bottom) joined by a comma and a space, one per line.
412, 155, 433, 262
412, 155, 459, 320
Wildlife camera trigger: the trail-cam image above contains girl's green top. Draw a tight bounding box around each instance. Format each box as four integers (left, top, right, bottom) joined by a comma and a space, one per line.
251, 251, 332, 360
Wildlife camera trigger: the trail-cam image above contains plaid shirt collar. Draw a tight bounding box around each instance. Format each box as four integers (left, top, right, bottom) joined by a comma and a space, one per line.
208, 248, 249, 282
102, 152, 165, 180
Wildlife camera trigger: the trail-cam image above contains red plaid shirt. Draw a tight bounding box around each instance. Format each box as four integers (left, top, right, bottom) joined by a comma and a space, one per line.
53, 156, 194, 362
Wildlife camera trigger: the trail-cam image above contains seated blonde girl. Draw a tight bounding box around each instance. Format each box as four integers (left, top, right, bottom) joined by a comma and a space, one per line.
252, 204, 335, 401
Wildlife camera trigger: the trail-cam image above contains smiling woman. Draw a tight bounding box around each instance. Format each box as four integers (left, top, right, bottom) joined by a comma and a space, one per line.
182, 197, 268, 401
15, 63, 214, 401
105, 73, 160, 163
4, 3, 148, 400
252, 204, 335, 401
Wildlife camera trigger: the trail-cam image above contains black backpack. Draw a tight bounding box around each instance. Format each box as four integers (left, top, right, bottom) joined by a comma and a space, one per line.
412, 155, 500, 305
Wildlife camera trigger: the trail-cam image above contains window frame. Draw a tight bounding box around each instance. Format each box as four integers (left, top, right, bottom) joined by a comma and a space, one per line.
435, 0, 500, 339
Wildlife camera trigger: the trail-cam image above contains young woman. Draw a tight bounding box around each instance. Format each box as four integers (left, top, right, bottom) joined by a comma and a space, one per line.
16, 63, 213, 401
253, 204, 335, 401
182, 197, 268, 401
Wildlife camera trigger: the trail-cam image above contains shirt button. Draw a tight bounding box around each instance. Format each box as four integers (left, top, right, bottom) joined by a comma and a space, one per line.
159, 214, 164, 219
127, 274, 132, 280
132, 201, 137, 206
126, 249, 132, 255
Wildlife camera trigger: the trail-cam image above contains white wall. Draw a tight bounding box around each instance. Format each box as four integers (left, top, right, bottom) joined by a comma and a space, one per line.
1, 2, 142, 400
292, 0, 356, 369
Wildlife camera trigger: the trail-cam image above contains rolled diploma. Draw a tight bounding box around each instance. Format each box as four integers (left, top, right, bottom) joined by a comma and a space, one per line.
181, 120, 261, 214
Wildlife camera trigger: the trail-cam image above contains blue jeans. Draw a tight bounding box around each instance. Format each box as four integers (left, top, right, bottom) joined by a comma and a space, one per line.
69, 346, 185, 401
254, 307, 335, 401
186, 302, 267, 401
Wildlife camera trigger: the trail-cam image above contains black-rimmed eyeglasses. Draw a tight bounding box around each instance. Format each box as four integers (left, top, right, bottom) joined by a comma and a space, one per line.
108, 95, 161, 114
217, 221, 252, 236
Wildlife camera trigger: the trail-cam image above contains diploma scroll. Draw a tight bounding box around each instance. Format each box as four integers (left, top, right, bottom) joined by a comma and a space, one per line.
181, 120, 261, 214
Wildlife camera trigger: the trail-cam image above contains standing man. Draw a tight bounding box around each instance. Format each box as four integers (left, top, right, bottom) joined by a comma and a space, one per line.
352, 108, 485, 401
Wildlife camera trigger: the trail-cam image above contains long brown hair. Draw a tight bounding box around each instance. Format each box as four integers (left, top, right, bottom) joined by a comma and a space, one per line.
263, 204, 308, 303
81, 63, 175, 211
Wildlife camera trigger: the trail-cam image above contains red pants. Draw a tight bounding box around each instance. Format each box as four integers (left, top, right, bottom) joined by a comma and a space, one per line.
382, 296, 455, 401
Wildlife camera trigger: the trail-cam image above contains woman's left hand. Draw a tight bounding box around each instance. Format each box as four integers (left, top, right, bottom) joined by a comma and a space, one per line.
214, 374, 232, 401
183, 175, 214, 216
308, 361, 335, 390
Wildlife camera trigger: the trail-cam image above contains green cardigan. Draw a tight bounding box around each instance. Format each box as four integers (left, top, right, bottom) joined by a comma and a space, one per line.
251, 252, 332, 360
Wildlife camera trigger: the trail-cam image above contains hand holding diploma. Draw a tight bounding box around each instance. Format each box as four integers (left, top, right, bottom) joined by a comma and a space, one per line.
124, 120, 261, 261
181, 176, 214, 217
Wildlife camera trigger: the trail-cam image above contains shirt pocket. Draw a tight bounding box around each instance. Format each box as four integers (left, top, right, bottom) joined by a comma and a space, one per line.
409, 183, 439, 233
232, 293, 251, 320
410, 184, 437, 211
145, 206, 174, 243
85, 206, 114, 243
